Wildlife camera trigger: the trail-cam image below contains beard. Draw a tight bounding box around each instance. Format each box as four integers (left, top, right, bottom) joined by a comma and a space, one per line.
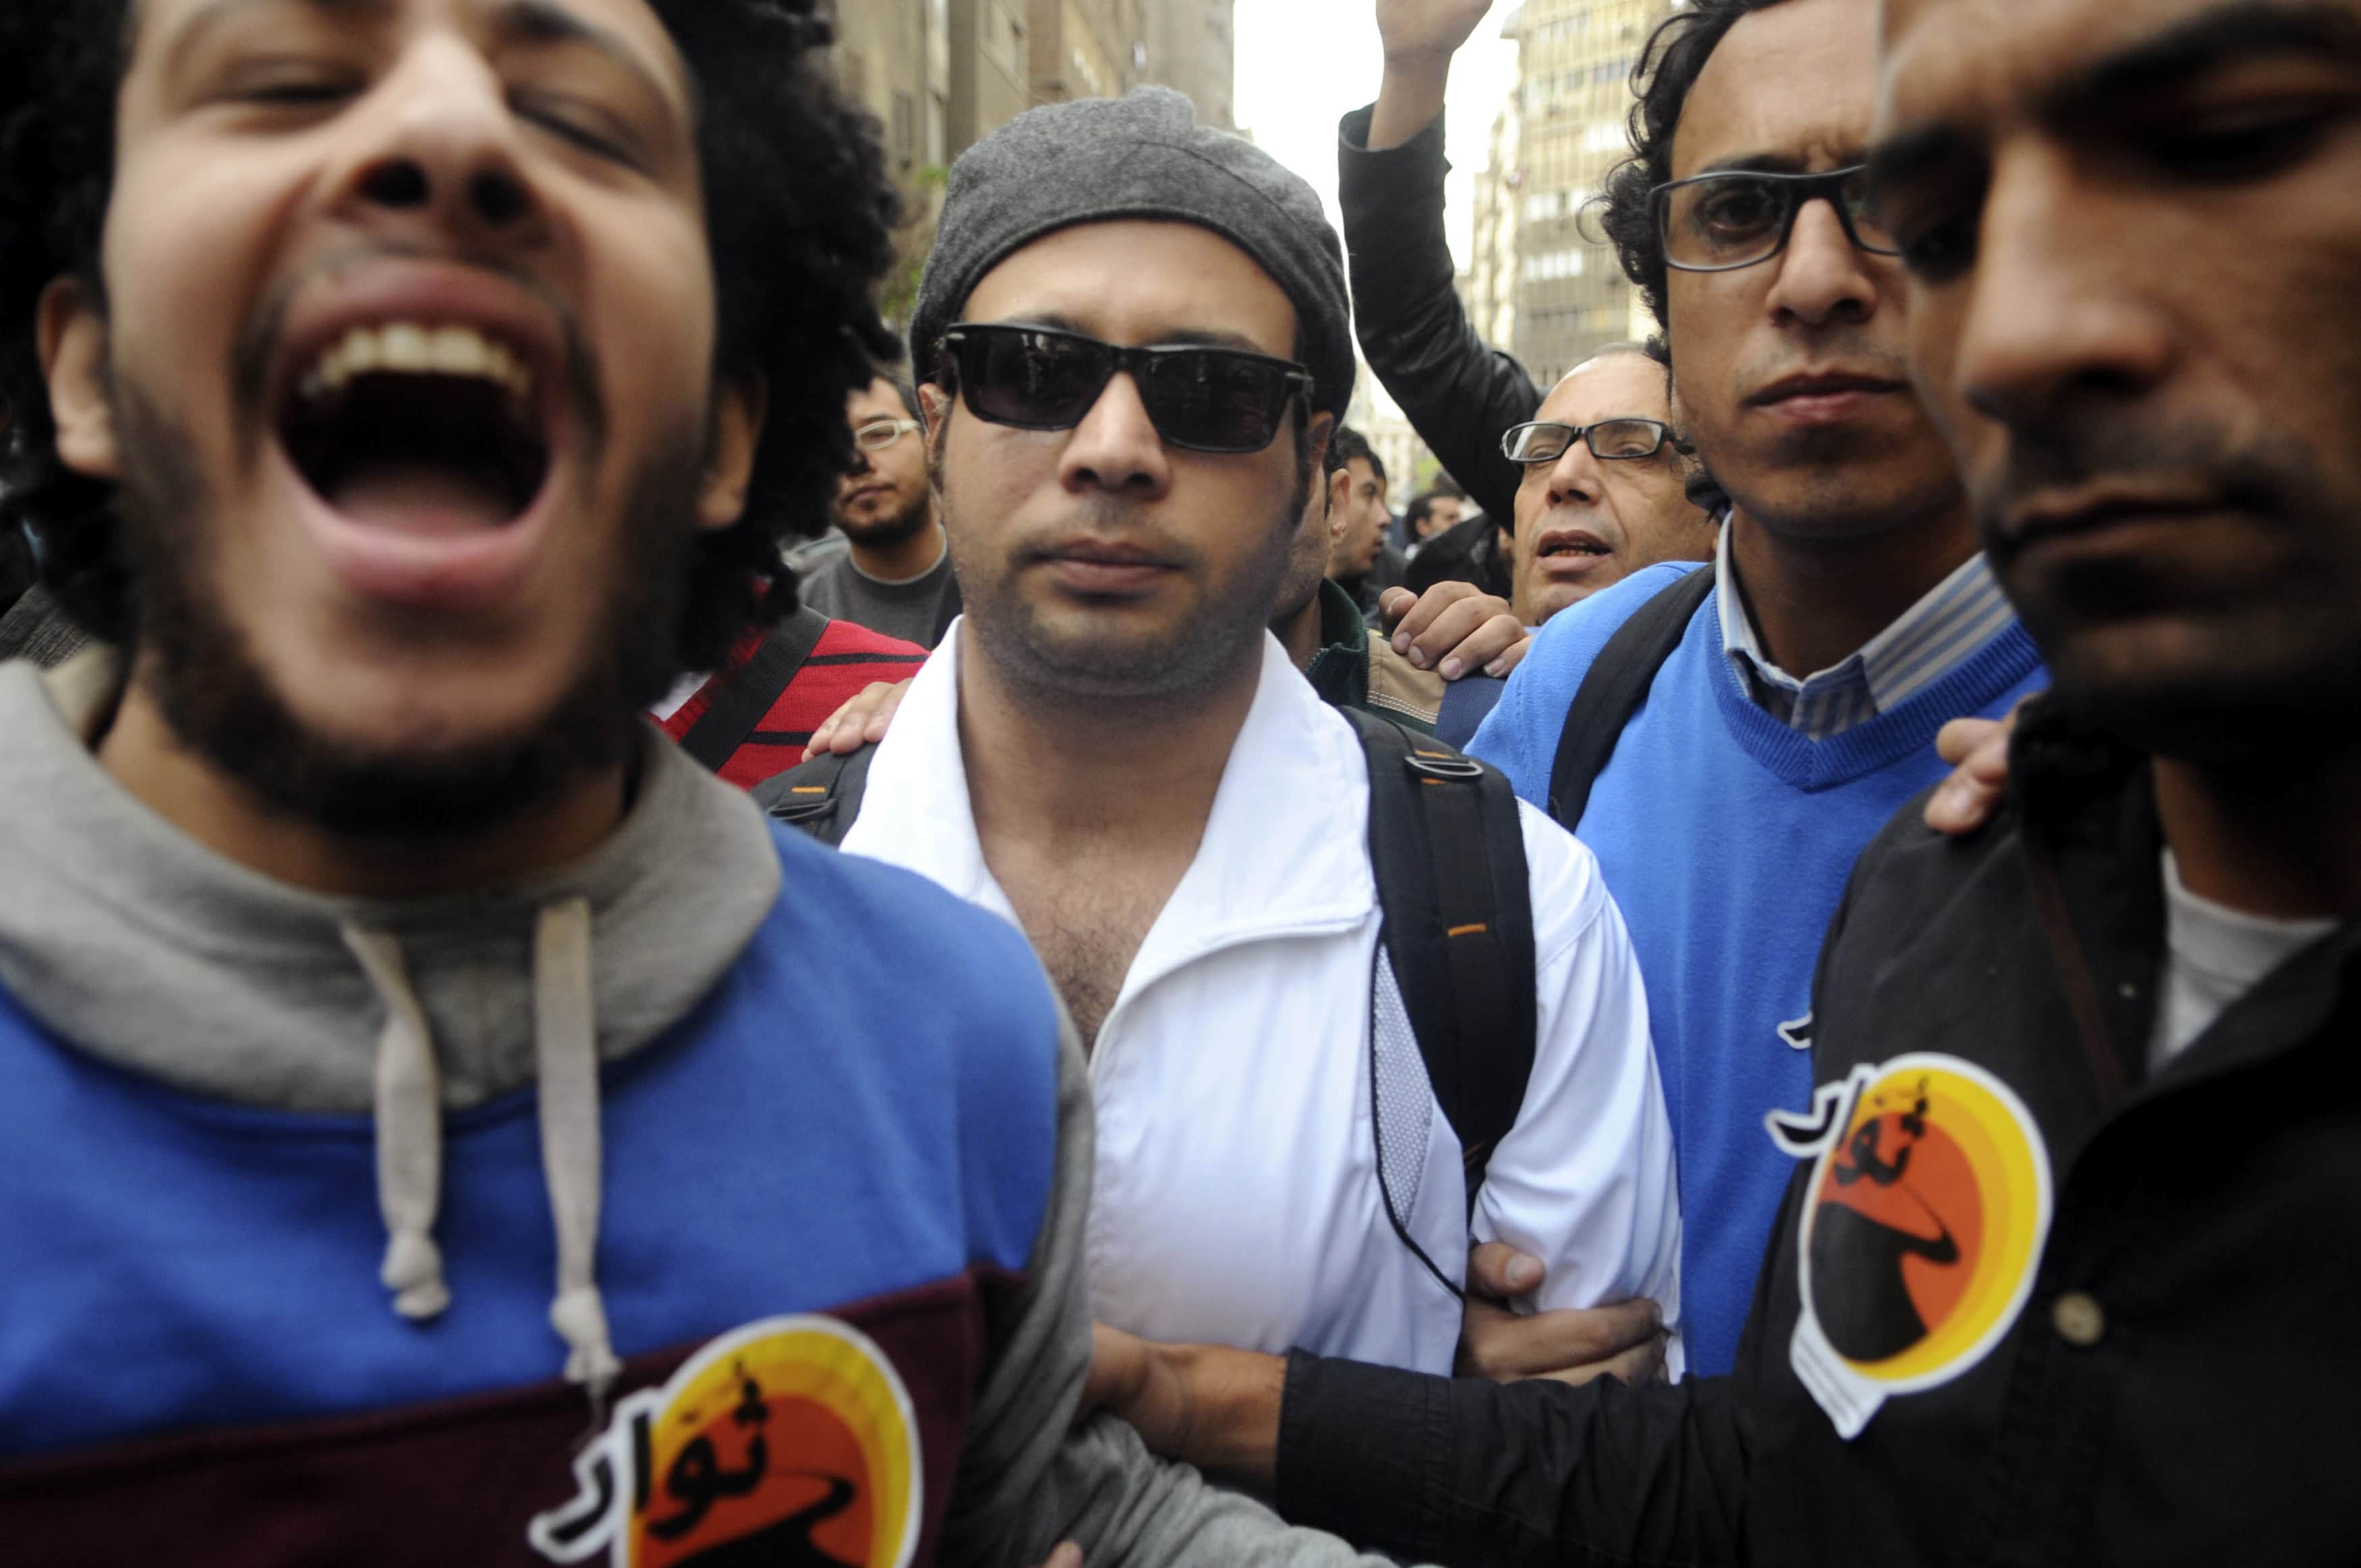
833, 484, 933, 549
109, 379, 701, 844
944, 437, 1313, 709
1981, 411, 2361, 770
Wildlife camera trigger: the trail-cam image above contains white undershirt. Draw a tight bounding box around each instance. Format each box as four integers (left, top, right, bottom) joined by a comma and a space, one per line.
650, 671, 712, 723
2149, 849, 2338, 1069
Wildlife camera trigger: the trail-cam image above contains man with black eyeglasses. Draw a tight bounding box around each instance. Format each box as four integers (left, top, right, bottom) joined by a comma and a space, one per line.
1344, 0, 2045, 1376
761, 86, 1684, 1395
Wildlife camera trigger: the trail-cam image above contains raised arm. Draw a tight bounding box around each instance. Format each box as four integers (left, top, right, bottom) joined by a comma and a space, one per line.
1342, 0, 1539, 526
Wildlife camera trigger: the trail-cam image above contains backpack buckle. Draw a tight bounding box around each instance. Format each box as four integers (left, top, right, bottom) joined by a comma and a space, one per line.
1403, 752, 1485, 783
766, 794, 836, 825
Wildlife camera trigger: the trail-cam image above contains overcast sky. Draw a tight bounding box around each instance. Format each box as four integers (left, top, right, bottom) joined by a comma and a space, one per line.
1233, 2, 1520, 274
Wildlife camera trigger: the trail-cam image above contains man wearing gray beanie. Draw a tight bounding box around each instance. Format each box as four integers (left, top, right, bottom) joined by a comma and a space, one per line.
764, 84, 1681, 1439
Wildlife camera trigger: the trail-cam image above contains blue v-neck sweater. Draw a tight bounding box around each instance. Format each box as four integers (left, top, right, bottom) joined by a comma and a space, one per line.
1470, 562, 2046, 1375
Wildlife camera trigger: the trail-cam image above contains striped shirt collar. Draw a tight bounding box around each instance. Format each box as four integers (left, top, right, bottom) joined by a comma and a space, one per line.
1715, 519, 2017, 741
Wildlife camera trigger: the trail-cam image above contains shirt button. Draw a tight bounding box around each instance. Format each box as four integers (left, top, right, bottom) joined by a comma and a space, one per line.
2053, 1291, 2106, 1347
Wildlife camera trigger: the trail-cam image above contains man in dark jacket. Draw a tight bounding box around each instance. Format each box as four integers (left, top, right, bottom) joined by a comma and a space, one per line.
1085, 0, 2361, 1561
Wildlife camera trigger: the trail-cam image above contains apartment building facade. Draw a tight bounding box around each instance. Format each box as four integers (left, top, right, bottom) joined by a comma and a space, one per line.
1498, 0, 1668, 386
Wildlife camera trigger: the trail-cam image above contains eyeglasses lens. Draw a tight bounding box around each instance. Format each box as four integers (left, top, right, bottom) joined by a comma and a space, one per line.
1589, 419, 1664, 459
1838, 171, 1899, 253
1504, 424, 1573, 463
1664, 176, 1788, 269
1663, 170, 1899, 269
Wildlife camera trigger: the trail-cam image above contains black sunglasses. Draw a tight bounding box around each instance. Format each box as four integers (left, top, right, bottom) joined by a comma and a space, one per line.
937, 323, 1315, 455
1651, 165, 1901, 273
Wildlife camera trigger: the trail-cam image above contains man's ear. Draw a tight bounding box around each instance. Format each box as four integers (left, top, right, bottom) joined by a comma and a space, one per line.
38, 278, 118, 481
917, 381, 953, 477
1326, 465, 1352, 549
918, 382, 952, 437
698, 374, 767, 530
1303, 411, 1336, 477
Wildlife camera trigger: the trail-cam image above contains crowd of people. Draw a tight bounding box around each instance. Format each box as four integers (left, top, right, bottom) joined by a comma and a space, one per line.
0, 0, 2356, 1563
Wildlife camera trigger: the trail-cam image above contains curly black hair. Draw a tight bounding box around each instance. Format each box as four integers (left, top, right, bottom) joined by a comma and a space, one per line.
1593, 0, 1795, 343
0, 0, 901, 673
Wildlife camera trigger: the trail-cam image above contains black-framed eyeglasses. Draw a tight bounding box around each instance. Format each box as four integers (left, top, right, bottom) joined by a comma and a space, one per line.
1651, 165, 1900, 273
1500, 417, 1673, 465
937, 323, 1315, 455
852, 417, 923, 452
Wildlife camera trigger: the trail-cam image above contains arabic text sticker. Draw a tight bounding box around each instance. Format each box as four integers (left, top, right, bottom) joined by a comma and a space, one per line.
531, 1314, 922, 1568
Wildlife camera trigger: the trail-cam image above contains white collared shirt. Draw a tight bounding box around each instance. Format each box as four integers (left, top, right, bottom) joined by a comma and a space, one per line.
1716, 522, 2016, 740
841, 625, 1684, 1375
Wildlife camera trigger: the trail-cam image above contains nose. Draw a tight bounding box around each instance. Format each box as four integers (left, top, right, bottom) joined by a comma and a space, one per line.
1545, 442, 1602, 507
1057, 372, 1172, 500
1952, 144, 2176, 433
1763, 197, 1879, 329
328, 36, 548, 249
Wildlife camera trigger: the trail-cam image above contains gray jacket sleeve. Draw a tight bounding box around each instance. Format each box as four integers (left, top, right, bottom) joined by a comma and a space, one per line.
939, 1004, 1421, 1568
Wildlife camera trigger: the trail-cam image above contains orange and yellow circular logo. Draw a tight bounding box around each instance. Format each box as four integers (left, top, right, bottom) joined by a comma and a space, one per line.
530, 1316, 922, 1568
1800, 1056, 2050, 1387
1773, 1054, 2052, 1435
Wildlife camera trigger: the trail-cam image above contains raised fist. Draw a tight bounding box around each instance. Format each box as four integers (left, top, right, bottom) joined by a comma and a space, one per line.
1376, 0, 1498, 65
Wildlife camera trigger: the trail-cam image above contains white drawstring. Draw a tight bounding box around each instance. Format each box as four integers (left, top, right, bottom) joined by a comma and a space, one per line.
343, 925, 451, 1321
534, 896, 619, 1399
343, 900, 618, 1402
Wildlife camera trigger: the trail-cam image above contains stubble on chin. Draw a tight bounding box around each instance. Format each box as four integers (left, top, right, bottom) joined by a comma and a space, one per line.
942, 467, 1311, 714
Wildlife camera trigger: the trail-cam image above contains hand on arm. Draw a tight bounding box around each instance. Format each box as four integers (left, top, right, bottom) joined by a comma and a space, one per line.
801, 678, 911, 761
1458, 1243, 1667, 1386
1081, 1324, 1286, 1491
1379, 583, 1531, 680
1369, 0, 1498, 149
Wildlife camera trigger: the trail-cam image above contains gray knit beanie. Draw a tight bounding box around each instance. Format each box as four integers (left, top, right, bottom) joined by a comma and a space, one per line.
911, 86, 1355, 419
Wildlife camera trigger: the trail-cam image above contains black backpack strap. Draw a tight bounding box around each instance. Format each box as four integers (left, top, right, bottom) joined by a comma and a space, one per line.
1347, 710, 1538, 1221
1546, 566, 1714, 832
750, 742, 878, 848
678, 606, 832, 774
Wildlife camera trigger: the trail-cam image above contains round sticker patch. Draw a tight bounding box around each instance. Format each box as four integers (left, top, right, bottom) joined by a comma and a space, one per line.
530, 1316, 922, 1568
1767, 1054, 2052, 1438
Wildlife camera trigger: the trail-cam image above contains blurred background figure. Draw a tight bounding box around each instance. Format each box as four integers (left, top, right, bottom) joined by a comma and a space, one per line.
799, 370, 961, 649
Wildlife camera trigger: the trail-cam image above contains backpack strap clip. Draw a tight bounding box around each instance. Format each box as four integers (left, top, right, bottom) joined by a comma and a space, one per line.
1403, 751, 1485, 782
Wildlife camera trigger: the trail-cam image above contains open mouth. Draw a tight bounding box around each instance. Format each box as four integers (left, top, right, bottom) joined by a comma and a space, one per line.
1537, 530, 1611, 562
280, 321, 550, 538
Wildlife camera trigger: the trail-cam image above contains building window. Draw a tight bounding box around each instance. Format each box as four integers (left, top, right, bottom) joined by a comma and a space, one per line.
892, 90, 916, 171
928, 89, 947, 167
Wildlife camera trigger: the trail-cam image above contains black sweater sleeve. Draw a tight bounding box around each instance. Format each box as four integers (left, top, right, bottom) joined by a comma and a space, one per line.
1336, 105, 1541, 528
1274, 1350, 1753, 1568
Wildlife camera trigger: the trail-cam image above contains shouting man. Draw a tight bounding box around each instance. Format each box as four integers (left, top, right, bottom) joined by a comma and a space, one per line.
0, 3, 1415, 1564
